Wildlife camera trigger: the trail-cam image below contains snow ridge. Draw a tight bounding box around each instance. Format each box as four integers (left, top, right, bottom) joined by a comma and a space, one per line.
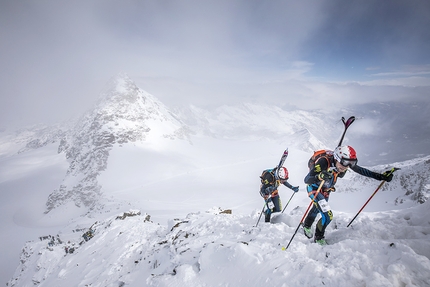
8, 204, 430, 286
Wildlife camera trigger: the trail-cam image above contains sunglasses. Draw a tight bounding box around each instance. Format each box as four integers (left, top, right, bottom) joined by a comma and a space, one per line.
339, 158, 357, 168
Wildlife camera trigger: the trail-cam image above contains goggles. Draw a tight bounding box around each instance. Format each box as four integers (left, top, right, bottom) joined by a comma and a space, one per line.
339, 158, 357, 168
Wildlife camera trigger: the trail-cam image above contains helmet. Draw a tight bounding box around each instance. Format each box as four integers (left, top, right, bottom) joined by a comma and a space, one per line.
334, 146, 358, 167
278, 167, 289, 180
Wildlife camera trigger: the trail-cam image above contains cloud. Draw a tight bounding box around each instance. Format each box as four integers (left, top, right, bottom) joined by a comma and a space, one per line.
0, 1, 429, 126
370, 64, 430, 78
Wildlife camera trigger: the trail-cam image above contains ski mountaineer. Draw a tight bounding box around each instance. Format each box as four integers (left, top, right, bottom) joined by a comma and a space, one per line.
260, 167, 300, 222
303, 145, 394, 245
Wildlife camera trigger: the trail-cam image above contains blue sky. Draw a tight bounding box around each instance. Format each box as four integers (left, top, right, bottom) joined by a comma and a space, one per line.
1, 0, 429, 126
303, 1, 430, 81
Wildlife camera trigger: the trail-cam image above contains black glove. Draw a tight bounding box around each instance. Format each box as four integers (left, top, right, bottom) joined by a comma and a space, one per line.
292, 186, 299, 192
380, 170, 394, 182
317, 170, 332, 181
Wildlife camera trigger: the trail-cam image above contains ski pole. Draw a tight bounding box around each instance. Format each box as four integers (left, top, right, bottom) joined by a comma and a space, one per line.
282, 180, 325, 251
281, 192, 296, 213
347, 168, 400, 227
254, 202, 266, 227
255, 194, 275, 227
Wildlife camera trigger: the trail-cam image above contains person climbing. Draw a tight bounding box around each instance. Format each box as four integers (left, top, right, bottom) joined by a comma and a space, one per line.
260, 166, 299, 222
303, 145, 394, 245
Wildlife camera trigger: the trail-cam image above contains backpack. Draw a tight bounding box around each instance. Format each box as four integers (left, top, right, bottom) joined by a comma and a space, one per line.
260, 169, 276, 186
308, 149, 333, 170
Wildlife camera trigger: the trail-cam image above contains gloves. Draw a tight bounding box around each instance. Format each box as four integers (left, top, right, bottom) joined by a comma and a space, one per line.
380, 170, 394, 182
262, 187, 277, 200
292, 186, 299, 192
317, 170, 333, 181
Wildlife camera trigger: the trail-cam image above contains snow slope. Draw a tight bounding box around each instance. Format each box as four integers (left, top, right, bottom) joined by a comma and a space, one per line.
1, 74, 430, 286
4, 138, 430, 286
7, 199, 430, 287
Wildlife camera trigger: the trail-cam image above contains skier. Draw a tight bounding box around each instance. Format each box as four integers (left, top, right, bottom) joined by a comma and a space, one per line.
303, 145, 394, 245
260, 167, 299, 222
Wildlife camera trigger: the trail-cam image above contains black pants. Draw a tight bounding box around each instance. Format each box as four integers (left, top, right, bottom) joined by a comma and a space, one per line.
303, 191, 333, 239
264, 195, 281, 222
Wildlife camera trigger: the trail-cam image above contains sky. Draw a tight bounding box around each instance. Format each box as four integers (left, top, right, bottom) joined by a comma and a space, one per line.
1, 0, 430, 127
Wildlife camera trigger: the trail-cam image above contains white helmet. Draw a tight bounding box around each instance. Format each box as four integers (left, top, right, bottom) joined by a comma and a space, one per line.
334, 145, 358, 167
278, 167, 289, 180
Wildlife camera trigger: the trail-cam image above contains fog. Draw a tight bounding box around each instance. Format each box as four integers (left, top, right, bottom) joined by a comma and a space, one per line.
1, 0, 429, 127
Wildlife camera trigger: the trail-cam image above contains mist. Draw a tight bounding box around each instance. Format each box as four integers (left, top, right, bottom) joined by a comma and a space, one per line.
1, 0, 429, 127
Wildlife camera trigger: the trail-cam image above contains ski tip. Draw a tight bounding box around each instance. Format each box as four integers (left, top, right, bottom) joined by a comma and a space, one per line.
347, 116, 355, 124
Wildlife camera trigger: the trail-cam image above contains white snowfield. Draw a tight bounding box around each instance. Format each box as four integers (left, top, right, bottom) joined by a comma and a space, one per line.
2, 75, 430, 286
4, 138, 430, 287
8, 202, 430, 287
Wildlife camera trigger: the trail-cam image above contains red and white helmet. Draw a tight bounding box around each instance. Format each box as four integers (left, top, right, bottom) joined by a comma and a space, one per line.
278, 167, 289, 179
334, 145, 358, 167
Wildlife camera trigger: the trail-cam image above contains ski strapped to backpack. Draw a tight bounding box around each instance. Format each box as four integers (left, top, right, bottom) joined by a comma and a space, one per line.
307, 116, 355, 171
338, 116, 355, 147
276, 148, 289, 172
260, 148, 289, 185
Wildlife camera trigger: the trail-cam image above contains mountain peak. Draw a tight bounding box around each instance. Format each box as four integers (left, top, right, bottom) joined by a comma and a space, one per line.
46, 74, 191, 213
98, 72, 140, 105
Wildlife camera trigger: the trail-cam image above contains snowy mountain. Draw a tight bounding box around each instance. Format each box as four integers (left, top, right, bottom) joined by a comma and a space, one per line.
2, 74, 430, 286
45, 73, 192, 212
2, 74, 342, 216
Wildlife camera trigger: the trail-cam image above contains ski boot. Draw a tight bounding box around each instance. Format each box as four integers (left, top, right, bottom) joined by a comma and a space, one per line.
314, 235, 327, 245
303, 225, 313, 239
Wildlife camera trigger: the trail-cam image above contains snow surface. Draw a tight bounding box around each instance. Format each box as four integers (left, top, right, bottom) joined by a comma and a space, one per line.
1, 135, 430, 286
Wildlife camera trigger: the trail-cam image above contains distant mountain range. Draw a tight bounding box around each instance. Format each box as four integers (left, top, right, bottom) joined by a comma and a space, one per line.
0, 73, 428, 213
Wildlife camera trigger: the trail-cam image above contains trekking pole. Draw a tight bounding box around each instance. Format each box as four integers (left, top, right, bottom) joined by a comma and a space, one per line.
254, 202, 266, 227
255, 195, 274, 227
282, 180, 325, 251
281, 192, 296, 213
347, 168, 400, 227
